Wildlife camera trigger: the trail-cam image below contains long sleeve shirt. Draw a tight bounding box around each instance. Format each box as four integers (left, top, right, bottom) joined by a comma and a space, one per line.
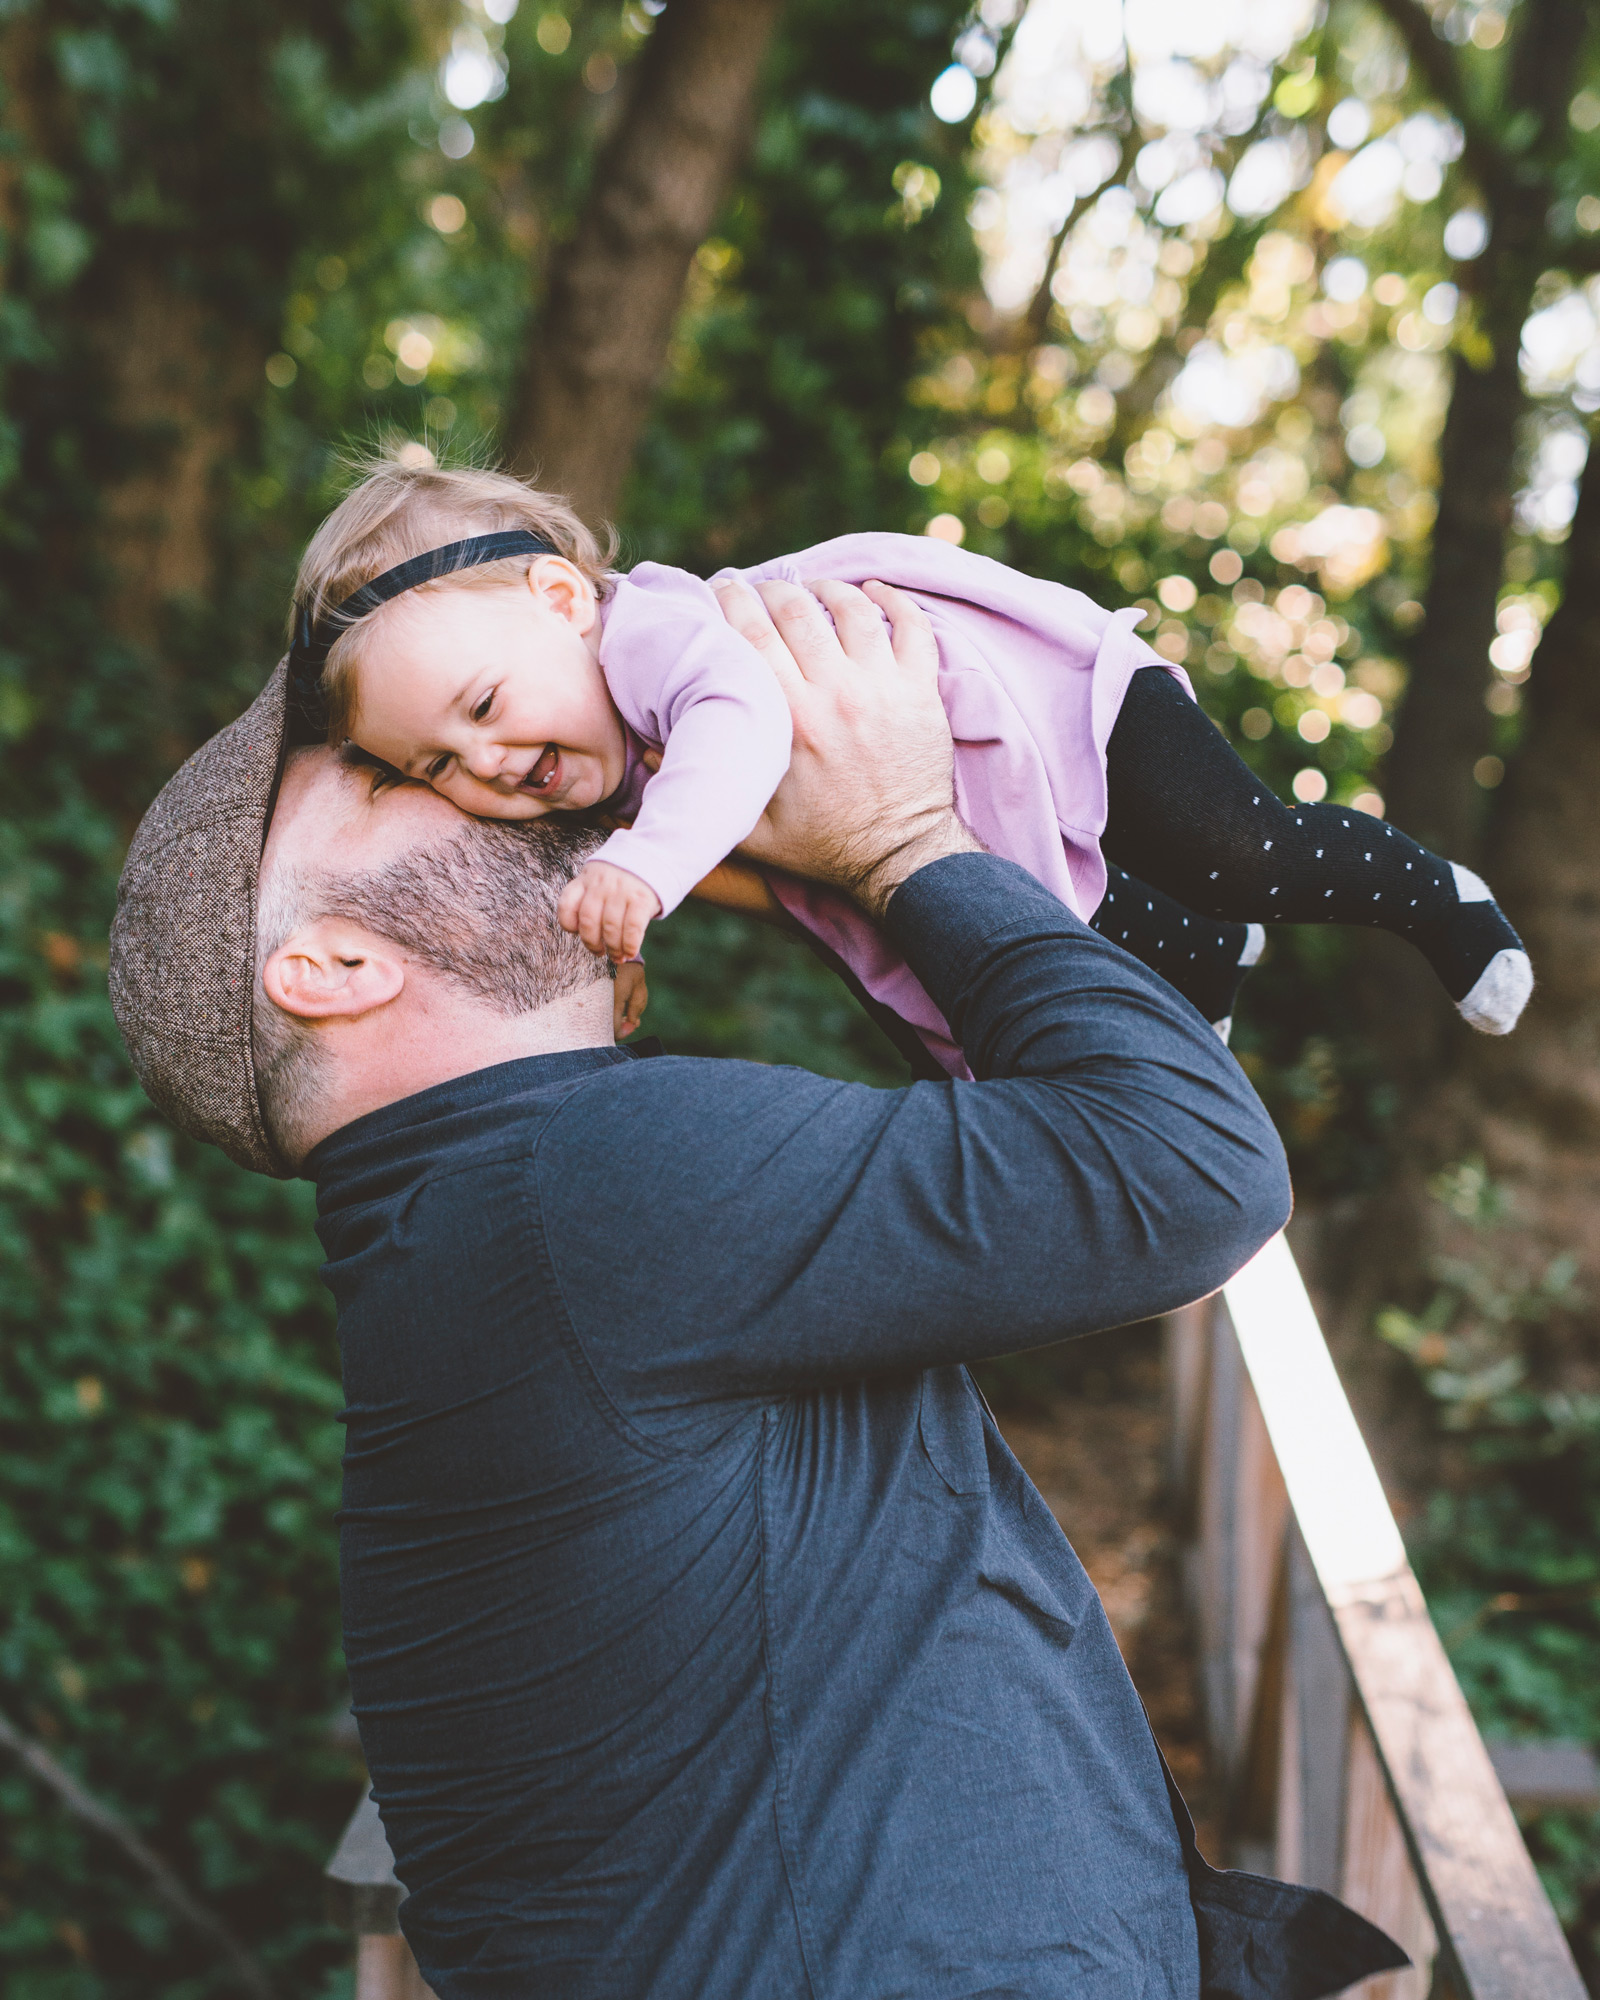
594, 535, 1180, 1074
311, 855, 1398, 2000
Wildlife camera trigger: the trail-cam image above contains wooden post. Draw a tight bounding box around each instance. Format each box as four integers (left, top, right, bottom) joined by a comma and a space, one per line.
1340, 1710, 1438, 2000
1205, 1235, 1588, 2000
1284, 1527, 1350, 1899
1331, 1568, 1579, 2000
1193, 1306, 1243, 1772
1229, 1367, 1289, 1778
1162, 1299, 1210, 1530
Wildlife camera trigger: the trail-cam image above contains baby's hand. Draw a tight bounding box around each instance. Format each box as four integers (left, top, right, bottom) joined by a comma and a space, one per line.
613, 958, 649, 1040
558, 860, 662, 962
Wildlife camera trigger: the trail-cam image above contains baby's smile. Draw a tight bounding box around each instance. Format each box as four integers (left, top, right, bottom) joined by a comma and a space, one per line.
522, 746, 562, 794
456, 739, 614, 818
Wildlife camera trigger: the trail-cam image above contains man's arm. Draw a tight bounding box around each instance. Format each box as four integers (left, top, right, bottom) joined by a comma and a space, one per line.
541, 843, 1288, 1412
540, 577, 1288, 1415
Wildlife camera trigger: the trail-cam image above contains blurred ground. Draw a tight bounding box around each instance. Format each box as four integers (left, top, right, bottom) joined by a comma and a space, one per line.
988, 1328, 1225, 1863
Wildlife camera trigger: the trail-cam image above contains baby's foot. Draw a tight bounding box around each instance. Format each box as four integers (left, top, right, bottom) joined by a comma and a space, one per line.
1414, 863, 1532, 1035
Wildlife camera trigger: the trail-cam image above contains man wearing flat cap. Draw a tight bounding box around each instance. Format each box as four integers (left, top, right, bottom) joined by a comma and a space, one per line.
110, 572, 1402, 2000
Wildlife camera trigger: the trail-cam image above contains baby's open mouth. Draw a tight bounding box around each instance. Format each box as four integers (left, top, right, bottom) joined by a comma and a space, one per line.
522, 747, 561, 793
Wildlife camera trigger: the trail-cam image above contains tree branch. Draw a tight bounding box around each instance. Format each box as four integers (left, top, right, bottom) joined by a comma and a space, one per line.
1361, 0, 1505, 203
0, 1707, 278, 1999
504, 0, 786, 523
1021, 127, 1140, 346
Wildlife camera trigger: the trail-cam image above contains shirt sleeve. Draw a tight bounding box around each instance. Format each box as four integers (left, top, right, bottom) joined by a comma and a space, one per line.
593, 566, 794, 917
537, 854, 1292, 1434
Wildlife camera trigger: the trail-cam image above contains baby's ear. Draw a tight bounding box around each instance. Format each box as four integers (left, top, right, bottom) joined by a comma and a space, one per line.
527, 555, 597, 634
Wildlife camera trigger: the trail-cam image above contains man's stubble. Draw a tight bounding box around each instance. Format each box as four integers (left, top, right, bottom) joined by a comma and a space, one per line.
252, 811, 612, 1163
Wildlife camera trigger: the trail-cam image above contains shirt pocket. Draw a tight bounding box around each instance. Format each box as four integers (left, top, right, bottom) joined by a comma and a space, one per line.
917, 1367, 990, 1497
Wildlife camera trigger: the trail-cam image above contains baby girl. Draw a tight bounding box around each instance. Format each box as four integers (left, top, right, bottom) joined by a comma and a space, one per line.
286, 458, 1530, 1075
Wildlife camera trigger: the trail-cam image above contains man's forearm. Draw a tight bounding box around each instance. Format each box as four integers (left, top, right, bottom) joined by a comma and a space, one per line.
883, 851, 1292, 1310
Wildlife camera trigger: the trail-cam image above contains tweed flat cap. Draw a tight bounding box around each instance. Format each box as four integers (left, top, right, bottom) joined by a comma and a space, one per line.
109, 662, 292, 1177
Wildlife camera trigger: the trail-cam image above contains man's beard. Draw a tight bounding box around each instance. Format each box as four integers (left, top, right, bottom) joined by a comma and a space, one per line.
324, 812, 613, 1015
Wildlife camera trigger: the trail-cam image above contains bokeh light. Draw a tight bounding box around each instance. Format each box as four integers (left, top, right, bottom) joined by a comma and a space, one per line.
930, 64, 978, 123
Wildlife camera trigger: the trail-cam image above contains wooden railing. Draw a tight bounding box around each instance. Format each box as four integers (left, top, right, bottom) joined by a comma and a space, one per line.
324, 1230, 1589, 1998
1169, 1232, 1587, 1999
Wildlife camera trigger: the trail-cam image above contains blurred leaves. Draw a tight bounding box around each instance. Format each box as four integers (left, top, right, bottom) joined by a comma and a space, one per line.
0, 0, 967, 1988
1378, 1160, 1600, 1964
0, 816, 355, 1994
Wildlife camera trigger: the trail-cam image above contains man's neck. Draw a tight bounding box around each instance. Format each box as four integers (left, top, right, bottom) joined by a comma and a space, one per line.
302, 982, 615, 1159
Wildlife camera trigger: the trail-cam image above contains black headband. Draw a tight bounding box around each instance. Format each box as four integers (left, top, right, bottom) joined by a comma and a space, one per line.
286, 529, 558, 736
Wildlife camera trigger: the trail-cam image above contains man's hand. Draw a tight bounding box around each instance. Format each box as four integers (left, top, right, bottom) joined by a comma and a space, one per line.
558, 860, 661, 962
713, 577, 981, 919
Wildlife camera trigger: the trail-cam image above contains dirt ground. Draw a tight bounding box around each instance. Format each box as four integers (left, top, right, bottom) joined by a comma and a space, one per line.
987, 1329, 1226, 1863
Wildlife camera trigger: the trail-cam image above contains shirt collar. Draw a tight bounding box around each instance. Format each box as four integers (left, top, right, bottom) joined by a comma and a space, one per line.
303, 1042, 645, 1184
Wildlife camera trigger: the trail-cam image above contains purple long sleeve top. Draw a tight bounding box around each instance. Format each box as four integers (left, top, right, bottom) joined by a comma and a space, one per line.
594, 532, 1186, 1076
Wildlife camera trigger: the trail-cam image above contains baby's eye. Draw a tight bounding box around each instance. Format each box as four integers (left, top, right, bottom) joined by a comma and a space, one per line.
471, 689, 496, 724
426, 754, 452, 783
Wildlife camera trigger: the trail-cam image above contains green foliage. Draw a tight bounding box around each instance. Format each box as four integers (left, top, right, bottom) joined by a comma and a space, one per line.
1377, 1159, 1586, 1425
1378, 1162, 1600, 1965
0, 819, 358, 1994
4, 0, 430, 791
642, 904, 909, 1085
2, 3, 439, 1991
0, 0, 970, 1987
4, 0, 1596, 1982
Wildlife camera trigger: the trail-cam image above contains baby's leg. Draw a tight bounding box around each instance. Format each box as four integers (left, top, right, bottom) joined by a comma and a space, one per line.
1102, 667, 1531, 1034
1090, 866, 1263, 1038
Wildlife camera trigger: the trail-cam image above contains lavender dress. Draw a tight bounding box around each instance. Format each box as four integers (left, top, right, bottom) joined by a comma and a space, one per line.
593, 533, 1185, 1077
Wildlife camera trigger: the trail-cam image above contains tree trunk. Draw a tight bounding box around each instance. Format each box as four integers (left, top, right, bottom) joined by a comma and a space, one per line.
1379, 330, 1522, 863
1355, 0, 1590, 1075
1445, 423, 1600, 1304
92, 268, 267, 740
504, 0, 785, 526
3, 10, 296, 786
1328, 420, 1600, 1393
1380, 0, 1591, 868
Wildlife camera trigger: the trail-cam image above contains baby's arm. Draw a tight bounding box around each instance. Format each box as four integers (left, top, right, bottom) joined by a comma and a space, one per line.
689, 856, 793, 925
585, 567, 795, 927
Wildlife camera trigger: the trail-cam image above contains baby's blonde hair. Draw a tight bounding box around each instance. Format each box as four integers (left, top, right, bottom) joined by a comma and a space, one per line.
291, 449, 619, 743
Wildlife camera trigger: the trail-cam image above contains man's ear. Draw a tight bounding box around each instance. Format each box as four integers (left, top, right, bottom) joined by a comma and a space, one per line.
525, 554, 597, 635
261, 919, 407, 1022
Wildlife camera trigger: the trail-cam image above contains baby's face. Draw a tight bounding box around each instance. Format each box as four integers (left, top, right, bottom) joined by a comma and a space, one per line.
350, 561, 627, 820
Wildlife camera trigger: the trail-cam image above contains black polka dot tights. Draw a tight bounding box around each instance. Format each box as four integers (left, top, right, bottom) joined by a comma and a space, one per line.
1087, 667, 1525, 1023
